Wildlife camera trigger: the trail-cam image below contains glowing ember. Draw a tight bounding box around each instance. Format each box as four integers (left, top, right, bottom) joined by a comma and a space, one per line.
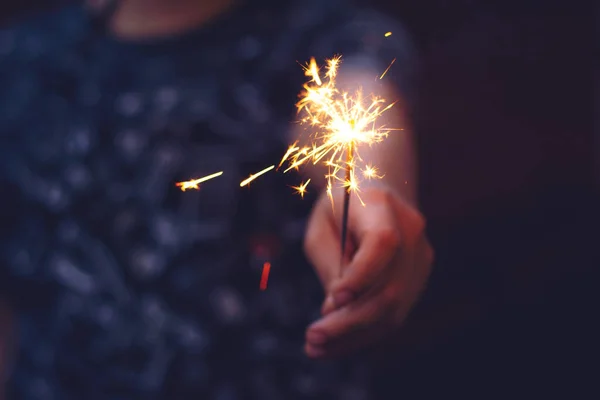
384, 31, 392, 37
363, 164, 383, 179
291, 179, 311, 199
240, 165, 275, 187
176, 171, 224, 191
379, 58, 396, 80
259, 261, 271, 291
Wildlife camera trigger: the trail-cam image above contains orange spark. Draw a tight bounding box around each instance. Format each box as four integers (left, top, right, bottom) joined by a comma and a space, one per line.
363, 165, 383, 179
176, 171, 223, 191
259, 261, 271, 291
291, 179, 311, 198
240, 165, 275, 187
379, 58, 396, 80
326, 179, 335, 210
384, 31, 392, 37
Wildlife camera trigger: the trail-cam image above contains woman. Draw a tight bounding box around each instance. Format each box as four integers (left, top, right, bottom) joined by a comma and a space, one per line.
0, 0, 432, 398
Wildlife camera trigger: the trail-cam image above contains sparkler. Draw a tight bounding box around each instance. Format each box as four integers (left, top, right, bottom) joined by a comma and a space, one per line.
177, 55, 396, 284
279, 55, 396, 264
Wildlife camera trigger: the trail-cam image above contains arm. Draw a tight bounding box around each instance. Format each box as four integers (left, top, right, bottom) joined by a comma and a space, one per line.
300, 54, 433, 360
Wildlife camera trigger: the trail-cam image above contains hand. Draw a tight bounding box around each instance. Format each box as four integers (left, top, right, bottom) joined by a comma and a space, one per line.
303, 185, 433, 359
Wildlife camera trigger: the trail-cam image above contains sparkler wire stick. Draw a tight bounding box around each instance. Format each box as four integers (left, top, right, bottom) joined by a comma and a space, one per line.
340, 142, 354, 269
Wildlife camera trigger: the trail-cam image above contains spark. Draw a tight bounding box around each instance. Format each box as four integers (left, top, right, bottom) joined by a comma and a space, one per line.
181, 56, 395, 196
379, 58, 396, 80
259, 261, 271, 291
363, 164, 383, 179
326, 179, 334, 211
291, 179, 311, 199
240, 165, 275, 187
176, 171, 223, 191
176, 55, 398, 286
281, 55, 394, 200
384, 31, 392, 37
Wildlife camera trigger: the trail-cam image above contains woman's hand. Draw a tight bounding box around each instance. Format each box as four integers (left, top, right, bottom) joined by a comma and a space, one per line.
303, 185, 433, 358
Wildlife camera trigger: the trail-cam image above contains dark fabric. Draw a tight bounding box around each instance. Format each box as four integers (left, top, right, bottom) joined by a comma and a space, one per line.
0, 1, 414, 398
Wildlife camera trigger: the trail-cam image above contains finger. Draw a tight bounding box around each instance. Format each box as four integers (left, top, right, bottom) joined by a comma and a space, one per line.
305, 196, 355, 289
305, 324, 386, 359
304, 201, 342, 288
331, 227, 400, 308
306, 293, 385, 342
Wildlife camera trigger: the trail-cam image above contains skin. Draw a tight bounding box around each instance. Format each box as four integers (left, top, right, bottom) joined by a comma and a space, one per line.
106, 0, 238, 39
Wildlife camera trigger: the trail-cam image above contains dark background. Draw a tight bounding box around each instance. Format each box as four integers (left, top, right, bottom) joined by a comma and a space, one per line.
1, 0, 595, 397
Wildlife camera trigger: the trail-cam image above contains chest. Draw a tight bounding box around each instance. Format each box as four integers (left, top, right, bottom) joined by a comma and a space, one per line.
5, 52, 310, 297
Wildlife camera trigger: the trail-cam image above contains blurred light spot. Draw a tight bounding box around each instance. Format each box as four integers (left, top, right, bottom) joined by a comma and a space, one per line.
116, 92, 143, 116
152, 215, 180, 248
210, 287, 246, 324
65, 127, 92, 155
64, 164, 91, 190
154, 86, 179, 112
51, 254, 95, 294
237, 36, 261, 60
115, 129, 146, 158
130, 248, 166, 280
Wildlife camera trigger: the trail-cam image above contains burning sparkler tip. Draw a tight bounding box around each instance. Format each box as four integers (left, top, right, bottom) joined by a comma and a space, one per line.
176, 171, 223, 192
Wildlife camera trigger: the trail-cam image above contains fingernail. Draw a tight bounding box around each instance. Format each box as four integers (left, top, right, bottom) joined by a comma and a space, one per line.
306, 330, 328, 345
333, 290, 354, 308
